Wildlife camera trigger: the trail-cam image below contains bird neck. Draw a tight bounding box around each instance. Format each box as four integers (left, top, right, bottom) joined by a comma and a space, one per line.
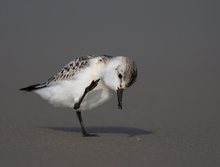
101, 58, 121, 91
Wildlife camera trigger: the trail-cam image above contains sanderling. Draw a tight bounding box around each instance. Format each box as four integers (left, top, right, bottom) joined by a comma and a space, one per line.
20, 55, 138, 137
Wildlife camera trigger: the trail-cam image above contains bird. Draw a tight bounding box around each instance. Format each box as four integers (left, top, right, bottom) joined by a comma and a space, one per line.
20, 55, 138, 137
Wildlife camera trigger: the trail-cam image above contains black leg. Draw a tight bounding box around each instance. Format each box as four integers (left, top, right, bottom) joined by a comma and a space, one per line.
76, 111, 99, 137
74, 79, 100, 110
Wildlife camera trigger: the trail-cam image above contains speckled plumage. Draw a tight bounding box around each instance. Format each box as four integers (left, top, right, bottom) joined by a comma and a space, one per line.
20, 55, 137, 111
47, 55, 112, 85
20, 54, 138, 136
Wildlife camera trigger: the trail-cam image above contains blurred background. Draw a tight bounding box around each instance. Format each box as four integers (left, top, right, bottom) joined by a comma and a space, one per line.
0, 0, 219, 167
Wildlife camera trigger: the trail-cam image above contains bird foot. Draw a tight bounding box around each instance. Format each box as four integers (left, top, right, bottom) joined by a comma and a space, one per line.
82, 132, 100, 137
85, 79, 100, 93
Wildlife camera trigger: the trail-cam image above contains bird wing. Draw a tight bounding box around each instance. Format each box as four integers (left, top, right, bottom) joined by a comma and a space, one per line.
47, 54, 112, 85
20, 54, 112, 91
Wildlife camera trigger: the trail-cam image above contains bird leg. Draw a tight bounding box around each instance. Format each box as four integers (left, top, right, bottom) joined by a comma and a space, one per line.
76, 111, 99, 137
73, 79, 100, 137
74, 79, 100, 109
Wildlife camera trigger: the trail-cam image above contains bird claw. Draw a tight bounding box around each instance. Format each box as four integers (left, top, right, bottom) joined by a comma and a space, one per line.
83, 133, 100, 137
85, 79, 100, 92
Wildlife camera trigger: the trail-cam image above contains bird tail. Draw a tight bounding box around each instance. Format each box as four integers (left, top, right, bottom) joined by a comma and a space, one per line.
20, 83, 47, 92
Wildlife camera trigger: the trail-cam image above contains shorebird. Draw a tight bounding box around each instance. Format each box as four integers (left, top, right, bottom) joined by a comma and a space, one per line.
20, 55, 138, 137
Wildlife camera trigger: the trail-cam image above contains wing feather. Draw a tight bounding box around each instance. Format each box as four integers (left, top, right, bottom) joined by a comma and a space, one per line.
47, 55, 112, 85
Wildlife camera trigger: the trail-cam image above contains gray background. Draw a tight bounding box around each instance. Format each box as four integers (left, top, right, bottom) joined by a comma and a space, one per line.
0, 0, 220, 167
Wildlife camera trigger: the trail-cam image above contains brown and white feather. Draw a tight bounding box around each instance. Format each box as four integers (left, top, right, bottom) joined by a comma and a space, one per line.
47, 55, 112, 85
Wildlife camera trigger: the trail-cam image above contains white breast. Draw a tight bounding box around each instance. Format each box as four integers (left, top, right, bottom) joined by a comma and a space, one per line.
80, 80, 114, 111
35, 80, 113, 111
35, 59, 114, 110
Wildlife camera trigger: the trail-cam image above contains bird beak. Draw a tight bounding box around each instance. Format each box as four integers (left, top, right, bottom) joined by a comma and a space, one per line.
117, 88, 124, 109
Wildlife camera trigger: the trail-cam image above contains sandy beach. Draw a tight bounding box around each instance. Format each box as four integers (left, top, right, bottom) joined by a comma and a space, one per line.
0, 0, 220, 166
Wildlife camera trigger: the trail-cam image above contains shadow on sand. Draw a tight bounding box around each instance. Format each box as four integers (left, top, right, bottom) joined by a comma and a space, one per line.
44, 126, 153, 137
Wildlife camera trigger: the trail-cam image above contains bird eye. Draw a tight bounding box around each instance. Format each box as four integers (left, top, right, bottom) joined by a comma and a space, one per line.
118, 73, 123, 79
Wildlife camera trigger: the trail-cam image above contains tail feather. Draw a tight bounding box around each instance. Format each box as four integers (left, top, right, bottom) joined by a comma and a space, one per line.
20, 83, 47, 91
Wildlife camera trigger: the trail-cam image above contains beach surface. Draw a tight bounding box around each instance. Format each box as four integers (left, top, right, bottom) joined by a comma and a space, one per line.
0, 1, 220, 167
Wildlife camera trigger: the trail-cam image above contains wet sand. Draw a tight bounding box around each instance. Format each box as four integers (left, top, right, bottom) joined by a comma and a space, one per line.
0, 1, 220, 167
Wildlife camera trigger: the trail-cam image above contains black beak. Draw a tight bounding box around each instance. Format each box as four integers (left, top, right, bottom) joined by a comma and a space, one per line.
117, 88, 124, 109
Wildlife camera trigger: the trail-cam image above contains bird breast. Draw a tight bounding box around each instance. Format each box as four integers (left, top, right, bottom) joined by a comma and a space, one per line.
80, 80, 114, 111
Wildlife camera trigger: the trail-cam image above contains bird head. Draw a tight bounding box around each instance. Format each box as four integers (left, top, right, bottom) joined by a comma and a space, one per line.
103, 56, 138, 109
